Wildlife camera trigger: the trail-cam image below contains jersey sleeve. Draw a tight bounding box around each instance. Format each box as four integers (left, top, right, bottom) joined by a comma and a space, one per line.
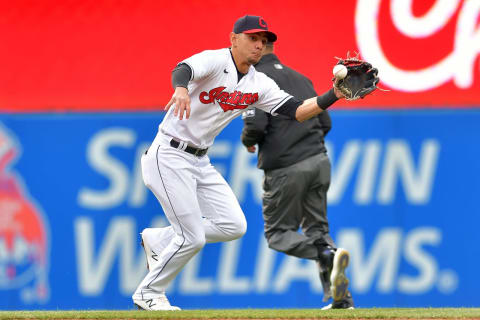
180, 49, 226, 81
254, 74, 293, 116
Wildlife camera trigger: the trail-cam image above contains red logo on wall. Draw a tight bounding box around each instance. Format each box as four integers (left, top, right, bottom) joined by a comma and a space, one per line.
354, 0, 480, 104
0, 124, 50, 303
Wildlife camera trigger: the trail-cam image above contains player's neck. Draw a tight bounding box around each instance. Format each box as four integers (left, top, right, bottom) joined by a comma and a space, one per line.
230, 48, 250, 74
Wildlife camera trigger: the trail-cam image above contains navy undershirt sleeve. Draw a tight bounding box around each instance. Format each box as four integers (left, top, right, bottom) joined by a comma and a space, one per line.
171, 63, 192, 89
275, 89, 339, 119
275, 97, 302, 119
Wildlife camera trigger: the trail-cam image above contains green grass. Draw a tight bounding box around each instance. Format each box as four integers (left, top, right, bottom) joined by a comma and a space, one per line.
0, 308, 480, 319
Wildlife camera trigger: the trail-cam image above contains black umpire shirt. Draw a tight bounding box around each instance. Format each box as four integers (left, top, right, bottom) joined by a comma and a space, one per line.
241, 53, 332, 171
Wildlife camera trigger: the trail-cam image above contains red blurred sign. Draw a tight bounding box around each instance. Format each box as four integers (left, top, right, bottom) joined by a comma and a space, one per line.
0, 0, 478, 112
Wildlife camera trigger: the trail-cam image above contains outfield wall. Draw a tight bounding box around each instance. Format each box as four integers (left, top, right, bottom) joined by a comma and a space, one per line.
0, 110, 479, 309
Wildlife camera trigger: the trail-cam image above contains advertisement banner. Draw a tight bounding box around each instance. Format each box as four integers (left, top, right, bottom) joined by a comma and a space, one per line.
1, 0, 479, 111
0, 110, 479, 309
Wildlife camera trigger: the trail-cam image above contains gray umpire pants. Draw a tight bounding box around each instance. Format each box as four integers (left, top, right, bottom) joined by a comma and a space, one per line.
262, 152, 336, 260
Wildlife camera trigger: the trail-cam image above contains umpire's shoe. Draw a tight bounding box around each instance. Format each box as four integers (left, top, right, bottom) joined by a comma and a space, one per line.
318, 247, 350, 302
321, 291, 354, 310
330, 248, 350, 301
133, 294, 181, 311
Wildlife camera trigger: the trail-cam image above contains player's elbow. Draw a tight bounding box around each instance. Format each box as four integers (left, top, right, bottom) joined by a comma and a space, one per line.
295, 111, 311, 123
295, 97, 322, 122
294, 105, 310, 123
296, 115, 308, 123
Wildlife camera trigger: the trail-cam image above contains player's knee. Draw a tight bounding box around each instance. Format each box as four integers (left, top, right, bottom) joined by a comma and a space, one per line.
231, 218, 247, 240
185, 236, 206, 252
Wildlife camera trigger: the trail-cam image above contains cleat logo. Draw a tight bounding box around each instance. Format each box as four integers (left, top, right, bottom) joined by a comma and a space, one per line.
151, 250, 158, 262
146, 299, 156, 308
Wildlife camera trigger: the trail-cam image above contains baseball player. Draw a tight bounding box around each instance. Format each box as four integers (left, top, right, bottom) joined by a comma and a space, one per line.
132, 15, 348, 311
241, 42, 354, 309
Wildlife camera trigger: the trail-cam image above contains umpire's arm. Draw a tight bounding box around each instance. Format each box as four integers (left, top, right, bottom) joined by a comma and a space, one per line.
241, 107, 269, 149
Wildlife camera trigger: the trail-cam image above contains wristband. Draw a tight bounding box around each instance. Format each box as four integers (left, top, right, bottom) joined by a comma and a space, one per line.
316, 88, 338, 110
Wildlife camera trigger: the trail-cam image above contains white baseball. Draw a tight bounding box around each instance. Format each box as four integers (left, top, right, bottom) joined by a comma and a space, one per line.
333, 64, 348, 79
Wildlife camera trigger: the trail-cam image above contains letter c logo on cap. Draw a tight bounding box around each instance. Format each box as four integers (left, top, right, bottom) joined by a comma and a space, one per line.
259, 17, 267, 28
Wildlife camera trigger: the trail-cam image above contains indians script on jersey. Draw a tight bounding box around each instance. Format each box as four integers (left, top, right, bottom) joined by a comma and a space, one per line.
199, 87, 259, 112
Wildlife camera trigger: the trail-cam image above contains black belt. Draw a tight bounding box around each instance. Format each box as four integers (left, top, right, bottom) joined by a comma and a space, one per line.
170, 139, 208, 157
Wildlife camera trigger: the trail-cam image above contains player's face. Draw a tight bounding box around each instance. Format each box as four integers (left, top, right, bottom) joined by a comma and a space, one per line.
235, 32, 268, 65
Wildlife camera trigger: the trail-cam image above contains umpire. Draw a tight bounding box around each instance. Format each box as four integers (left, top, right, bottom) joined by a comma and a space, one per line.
241, 42, 354, 309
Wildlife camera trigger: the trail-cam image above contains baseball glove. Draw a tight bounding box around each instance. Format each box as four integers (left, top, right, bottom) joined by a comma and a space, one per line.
333, 56, 379, 100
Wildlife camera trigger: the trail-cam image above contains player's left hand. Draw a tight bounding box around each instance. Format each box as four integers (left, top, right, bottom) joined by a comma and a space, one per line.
165, 87, 191, 120
333, 55, 380, 101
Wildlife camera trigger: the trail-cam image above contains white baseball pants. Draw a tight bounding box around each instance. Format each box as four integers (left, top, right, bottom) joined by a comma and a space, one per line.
132, 132, 247, 300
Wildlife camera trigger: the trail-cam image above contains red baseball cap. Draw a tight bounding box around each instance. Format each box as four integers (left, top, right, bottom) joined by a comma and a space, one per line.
233, 15, 277, 42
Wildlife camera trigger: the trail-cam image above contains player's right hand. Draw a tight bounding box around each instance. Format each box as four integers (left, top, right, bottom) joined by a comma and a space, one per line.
246, 145, 256, 153
165, 87, 191, 120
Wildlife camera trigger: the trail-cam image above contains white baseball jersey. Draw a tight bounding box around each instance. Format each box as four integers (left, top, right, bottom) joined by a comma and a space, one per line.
159, 48, 292, 148
133, 48, 293, 304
